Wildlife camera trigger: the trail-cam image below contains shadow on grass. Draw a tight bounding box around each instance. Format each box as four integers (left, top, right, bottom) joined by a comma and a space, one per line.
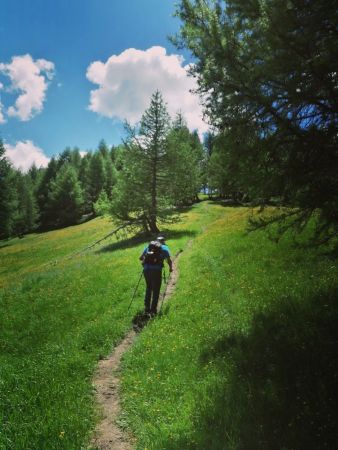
162, 288, 338, 450
97, 229, 198, 254
210, 199, 247, 208
97, 232, 150, 253
132, 311, 151, 332
131, 300, 171, 334
0, 241, 11, 250
157, 229, 198, 240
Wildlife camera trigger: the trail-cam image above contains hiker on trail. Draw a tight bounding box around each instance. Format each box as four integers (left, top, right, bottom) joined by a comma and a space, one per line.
139, 236, 173, 316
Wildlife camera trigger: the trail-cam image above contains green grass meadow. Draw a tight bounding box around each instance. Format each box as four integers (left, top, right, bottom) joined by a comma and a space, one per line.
0, 205, 204, 450
121, 205, 338, 449
0, 202, 337, 449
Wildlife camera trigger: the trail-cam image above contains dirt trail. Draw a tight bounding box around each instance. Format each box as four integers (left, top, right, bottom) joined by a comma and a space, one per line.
90, 246, 187, 450
90, 330, 136, 450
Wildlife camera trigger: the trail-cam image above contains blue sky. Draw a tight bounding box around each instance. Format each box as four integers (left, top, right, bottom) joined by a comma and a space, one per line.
0, 0, 206, 171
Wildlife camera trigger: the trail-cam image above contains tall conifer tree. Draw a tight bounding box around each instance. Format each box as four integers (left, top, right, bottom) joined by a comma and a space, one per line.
0, 139, 16, 239
13, 174, 39, 235
88, 152, 106, 208
47, 165, 84, 228
167, 113, 203, 205
37, 157, 58, 229
111, 91, 171, 232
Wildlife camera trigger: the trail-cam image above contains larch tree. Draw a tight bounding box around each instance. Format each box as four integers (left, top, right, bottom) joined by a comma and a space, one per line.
111, 90, 172, 233
174, 0, 338, 244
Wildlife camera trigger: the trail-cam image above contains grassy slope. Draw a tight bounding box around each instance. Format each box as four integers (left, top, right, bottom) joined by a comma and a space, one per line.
0, 217, 129, 450
0, 205, 210, 450
121, 203, 338, 450
1, 202, 337, 449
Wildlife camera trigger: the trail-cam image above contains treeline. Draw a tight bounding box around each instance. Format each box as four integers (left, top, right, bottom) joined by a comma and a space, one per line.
0, 93, 205, 239
2, 0, 337, 243
0, 139, 117, 239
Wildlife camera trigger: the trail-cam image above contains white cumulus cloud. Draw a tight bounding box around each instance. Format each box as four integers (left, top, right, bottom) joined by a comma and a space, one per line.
86, 46, 208, 134
4, 140, 50, 172
0, 54, 55, 121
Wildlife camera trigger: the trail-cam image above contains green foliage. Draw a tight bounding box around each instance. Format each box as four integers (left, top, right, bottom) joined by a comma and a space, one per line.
104, 156, 116, 199
111, 91, 173, 233
12, 173, 39, 235
0, 139, 17, 239
70, 147, 82, 169
57, 147, 73, 170
47, 164, 84, 228
207, 133, 246, 201
167, 114, 204, 205
111, 143, 148, 223
93, 189, 111, 216
173, 0, 338, 243
111, 92, 205, 233
78, 153, 92, 213
7, 143, 118, 236
98, 138, 109, 158
37, 157, 58, 229
88, 152, 106, 208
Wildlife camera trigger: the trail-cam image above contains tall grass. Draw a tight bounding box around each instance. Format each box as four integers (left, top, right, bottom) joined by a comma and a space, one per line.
121, 204, 338, 449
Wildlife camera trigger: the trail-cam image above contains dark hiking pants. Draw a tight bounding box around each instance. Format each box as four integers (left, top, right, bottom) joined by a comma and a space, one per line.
143, 269, 162, 313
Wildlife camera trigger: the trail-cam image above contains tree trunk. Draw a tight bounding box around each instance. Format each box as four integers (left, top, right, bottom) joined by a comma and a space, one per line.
148, 216, 160, 233
150, 134, 159, 234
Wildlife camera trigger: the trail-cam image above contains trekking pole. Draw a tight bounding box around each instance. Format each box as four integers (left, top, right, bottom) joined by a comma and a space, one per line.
127, 270, 143, 311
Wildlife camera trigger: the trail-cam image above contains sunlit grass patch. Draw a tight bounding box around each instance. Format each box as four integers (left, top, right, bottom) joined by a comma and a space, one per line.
0, 216, 115, 288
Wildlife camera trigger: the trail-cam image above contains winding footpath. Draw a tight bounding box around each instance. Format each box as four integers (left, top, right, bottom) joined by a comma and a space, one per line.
90, 248, 184, 450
